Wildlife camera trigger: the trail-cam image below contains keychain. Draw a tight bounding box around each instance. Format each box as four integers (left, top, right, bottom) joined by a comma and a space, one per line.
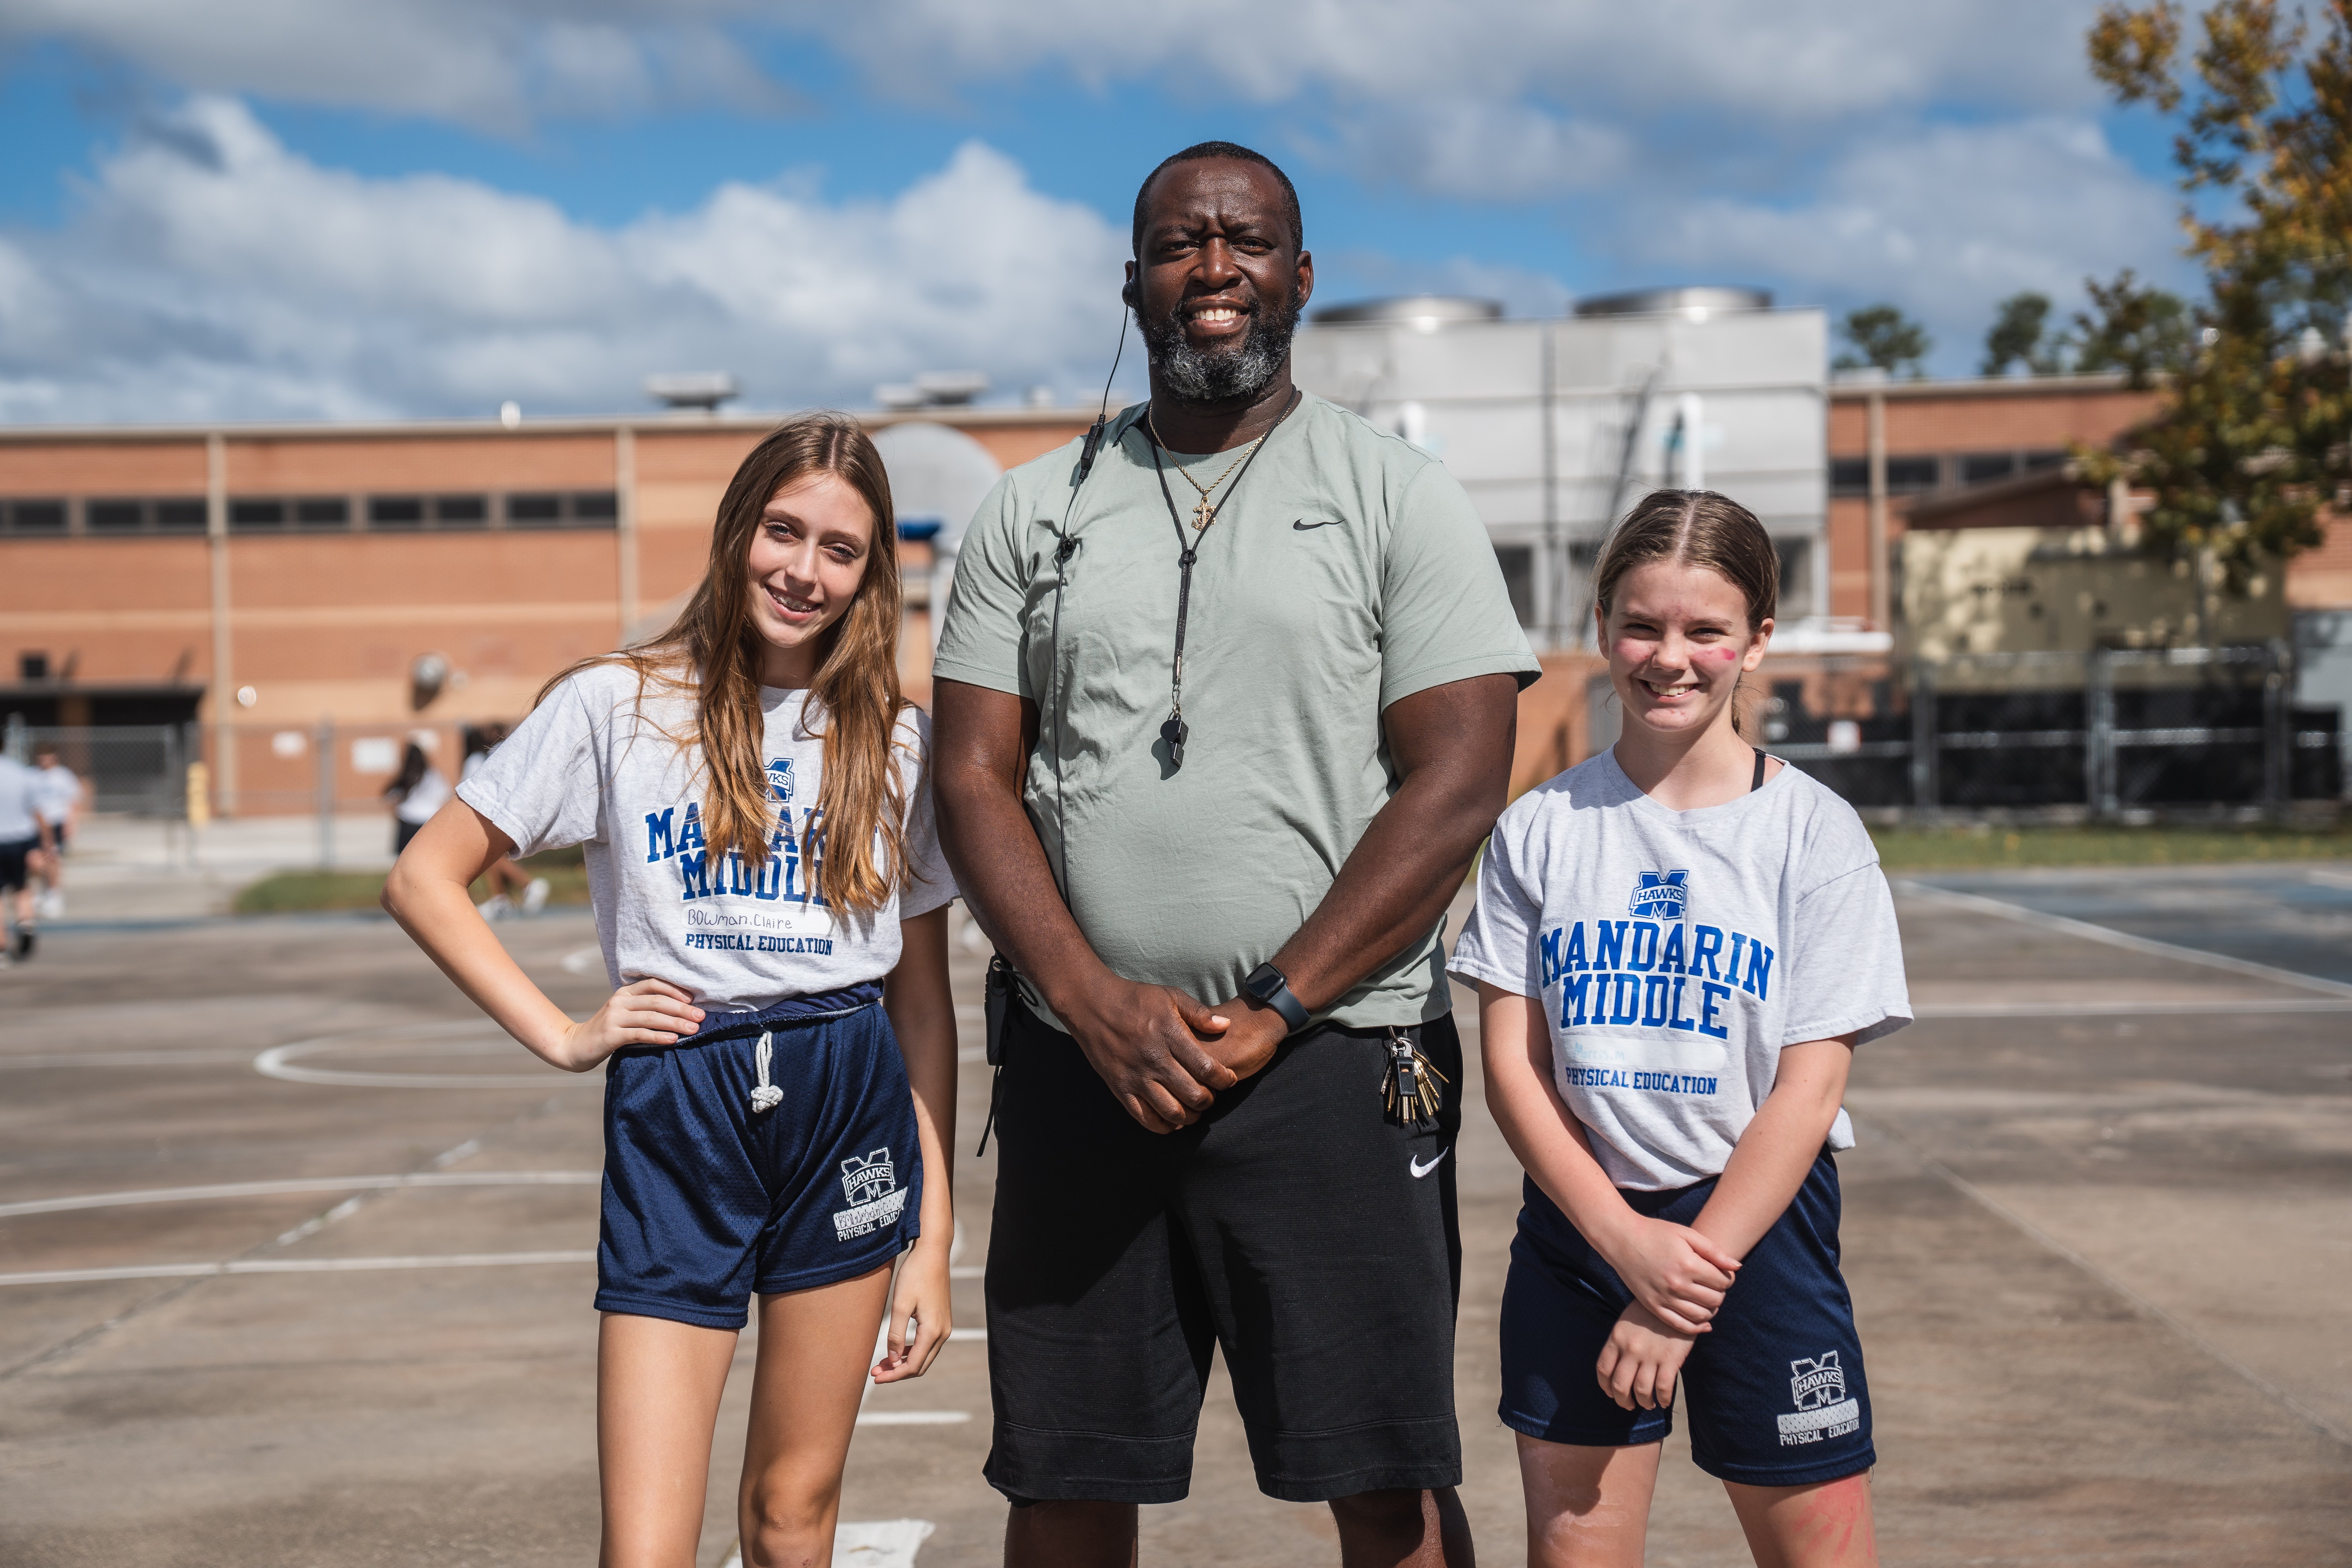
1381, 1028, 1448, 1130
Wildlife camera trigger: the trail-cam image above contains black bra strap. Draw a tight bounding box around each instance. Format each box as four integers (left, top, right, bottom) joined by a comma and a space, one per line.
1752, 747, 1768, 792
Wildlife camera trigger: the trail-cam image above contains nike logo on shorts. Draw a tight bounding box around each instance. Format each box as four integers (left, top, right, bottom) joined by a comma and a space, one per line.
1292, 518, 1343, 530
1409, 1148, 1450, 1178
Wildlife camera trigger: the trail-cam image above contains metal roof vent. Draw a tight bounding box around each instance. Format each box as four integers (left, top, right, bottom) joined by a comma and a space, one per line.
876, 371, 991, 411
1573, 287, 1772, 322
1309, 296, 1504, 331
645, 372, 739, 412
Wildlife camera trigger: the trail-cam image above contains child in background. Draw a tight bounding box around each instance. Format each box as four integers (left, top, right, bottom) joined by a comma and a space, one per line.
460, 723, 548, 918
1450, 488, 1910, 1568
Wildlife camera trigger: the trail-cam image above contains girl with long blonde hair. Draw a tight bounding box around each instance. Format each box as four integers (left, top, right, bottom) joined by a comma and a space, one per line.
385, 413, 959, 1568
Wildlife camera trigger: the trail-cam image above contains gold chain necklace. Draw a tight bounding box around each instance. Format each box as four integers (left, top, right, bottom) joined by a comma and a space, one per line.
1145, 410, 1273, 532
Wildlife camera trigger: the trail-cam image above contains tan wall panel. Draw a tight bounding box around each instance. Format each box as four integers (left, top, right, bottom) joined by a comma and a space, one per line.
0, 442, 208, 493
1880, 390, 2158, 452
226, 434, 615, 492
635, 428, 765, 484
638, 480, 727, 530
224, 533, 618, 608
2287, 513, 2352, 609
0, 627, 212, 685
0, 538, 210, 608
964, 423, 1086, 471
232, 615, 618, 685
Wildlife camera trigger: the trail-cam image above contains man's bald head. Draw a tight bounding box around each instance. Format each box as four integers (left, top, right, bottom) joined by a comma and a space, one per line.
1132, 141, 1303, 258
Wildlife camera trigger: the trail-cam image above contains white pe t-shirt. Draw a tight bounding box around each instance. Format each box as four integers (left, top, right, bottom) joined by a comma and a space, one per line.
1448, 749, 1911, 1191
457, 662, 957, 1015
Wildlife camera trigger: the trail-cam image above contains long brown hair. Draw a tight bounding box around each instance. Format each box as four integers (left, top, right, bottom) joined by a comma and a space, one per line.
1593, 488, 1779, 735
541, 413, 912, 917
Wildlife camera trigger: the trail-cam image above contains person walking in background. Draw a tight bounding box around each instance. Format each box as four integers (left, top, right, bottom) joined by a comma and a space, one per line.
29, 739, 81, 921
460, 723, 548, 918
0, 750, 54, 963
383, 738, 451, 858
933, 140, 1537, 1568
1450, 489, 1910, 1568
382, 413, 961, 1568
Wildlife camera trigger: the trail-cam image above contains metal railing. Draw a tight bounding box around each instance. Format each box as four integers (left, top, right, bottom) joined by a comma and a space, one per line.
1757, 642, 2341, 816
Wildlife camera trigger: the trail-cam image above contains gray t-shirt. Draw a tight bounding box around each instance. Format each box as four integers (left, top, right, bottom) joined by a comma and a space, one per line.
458, 662, 957, 1016
1448, 750, 1911, 1190
933, 392, 1539, 1028
0, 758, 39, 842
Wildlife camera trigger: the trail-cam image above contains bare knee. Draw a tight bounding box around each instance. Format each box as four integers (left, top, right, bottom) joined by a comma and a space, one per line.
741, 1475, 839, 1568
1329, 1487, 1428, 1533
1003, 1499, 1136, 1568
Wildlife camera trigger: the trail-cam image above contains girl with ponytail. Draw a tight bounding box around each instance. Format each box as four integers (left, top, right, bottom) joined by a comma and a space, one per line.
385, 413, 959, 1568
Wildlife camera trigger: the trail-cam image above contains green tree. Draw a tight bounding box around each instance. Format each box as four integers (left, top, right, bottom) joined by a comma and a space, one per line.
2080, 0, 2351, 588
1982, 291, 2068, 376
2069, 270, 2194, 388
1832, 304, 1933, 378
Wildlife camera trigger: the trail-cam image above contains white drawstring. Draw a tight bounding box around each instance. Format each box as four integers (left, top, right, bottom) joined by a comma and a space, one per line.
750, 1031, 782, 1113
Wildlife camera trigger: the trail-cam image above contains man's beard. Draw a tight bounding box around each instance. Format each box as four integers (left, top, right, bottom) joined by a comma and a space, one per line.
1139, 285, 1302, 404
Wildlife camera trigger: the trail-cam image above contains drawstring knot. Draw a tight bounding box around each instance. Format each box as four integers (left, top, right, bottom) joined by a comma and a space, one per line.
750, 1031, 783, 1113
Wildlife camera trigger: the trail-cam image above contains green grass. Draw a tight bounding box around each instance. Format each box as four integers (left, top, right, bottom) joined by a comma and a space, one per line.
232, 850, 592, 916
1870, 821, 2352, 872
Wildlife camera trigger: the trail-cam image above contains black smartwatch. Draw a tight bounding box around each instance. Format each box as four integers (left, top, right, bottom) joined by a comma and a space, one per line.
1241, 962, 1310, 1034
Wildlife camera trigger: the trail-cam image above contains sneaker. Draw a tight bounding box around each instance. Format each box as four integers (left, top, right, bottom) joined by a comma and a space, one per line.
522, 877, 551, 915
36, 891, 64, 921
480, 895, 513, 922
12, 928, 33, 961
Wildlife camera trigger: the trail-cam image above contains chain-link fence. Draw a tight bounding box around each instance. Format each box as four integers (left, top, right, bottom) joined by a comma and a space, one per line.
2, 719, 197, 816
1755, 642, 2342, 815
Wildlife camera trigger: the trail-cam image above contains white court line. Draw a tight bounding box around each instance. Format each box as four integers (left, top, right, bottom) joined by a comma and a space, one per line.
2309, 868, 2352, 891
1912, 997, 2352, 1019
0, 1170, 599, 1220
854, 1412, 971, 1426
560, 946, 603, 975
946, 1328, 985, 1342
255, 1022, 580, 1088
0, 1251, 595, 1288
0, 1049, 264, 1071
1897, 881, 2352, 1000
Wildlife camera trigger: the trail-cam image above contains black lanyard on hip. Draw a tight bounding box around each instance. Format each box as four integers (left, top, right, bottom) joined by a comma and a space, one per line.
1142, 391, 1299, 771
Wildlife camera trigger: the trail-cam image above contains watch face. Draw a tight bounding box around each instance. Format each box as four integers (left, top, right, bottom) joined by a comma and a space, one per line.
1245, 966, 1280, 1001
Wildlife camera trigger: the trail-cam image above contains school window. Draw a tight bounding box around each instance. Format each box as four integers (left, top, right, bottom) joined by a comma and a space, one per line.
433, 494, 489, 528
1494, 545, 1535, 627
1959, 451, 2018, 486
506, 493, 562, 526
370, 496, 426, 529
155, 499, 208, 533
294, 497, 350, 529
1884, 456, 1939, 492
1829, 457, 1869, 496
88, 499, 148, 533
507, 491, 619, 528
0, 499, 69, 537
231, 499, 287, 532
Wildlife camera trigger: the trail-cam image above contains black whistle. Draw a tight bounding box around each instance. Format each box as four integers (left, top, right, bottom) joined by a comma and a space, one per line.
1160, 716, 1187, 769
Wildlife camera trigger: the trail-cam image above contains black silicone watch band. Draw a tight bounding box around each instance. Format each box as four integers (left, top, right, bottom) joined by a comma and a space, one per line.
1244, 963, 1311, 1034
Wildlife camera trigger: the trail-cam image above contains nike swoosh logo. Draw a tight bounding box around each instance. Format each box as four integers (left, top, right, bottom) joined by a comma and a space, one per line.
1409, 1148, 1451, 1179
1292, 518, 1343, 530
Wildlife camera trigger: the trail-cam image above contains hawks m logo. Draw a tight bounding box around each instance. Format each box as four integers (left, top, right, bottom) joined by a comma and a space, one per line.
840, 1148, 896, 1206
1629, 870, 1689, 920
767, 757, 796, 805
833, 1147, 910, 1241
1789, 1352, 1847, 1412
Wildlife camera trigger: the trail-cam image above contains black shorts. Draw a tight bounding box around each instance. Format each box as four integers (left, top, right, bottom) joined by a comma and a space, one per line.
983, 998, 1465, 1505
0, 837, 32, 894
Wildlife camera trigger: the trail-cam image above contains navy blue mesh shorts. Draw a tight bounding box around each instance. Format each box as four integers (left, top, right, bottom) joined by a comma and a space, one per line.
595, 986, 921, 1330
1498, 1150, 1873, 1488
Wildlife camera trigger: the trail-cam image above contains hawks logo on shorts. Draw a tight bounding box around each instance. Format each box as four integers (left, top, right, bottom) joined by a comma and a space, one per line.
1629, 870, 1688, 920
833, 1147, 909, 1241
767, 757, 796, 805
1776, 1351, 1862, 1446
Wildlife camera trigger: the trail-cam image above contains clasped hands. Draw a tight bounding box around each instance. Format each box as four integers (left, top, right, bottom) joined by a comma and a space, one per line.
1064, 976, 1292, 1134
1594, 1213, 1744, 1413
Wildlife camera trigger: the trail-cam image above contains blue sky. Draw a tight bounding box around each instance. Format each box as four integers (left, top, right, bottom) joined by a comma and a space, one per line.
0, 2, 2200, 423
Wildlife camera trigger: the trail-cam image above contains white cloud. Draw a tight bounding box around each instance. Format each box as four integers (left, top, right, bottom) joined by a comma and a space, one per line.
0, 0, 786, 131
1623, 117, 2195, 373
0, 98, 1129, 423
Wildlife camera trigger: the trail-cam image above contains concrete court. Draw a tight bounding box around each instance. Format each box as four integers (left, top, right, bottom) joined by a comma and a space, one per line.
1, 869, 2349, 1567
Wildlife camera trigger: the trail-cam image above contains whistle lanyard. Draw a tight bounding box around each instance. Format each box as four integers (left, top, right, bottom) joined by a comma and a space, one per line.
1142, 391, 1298, 771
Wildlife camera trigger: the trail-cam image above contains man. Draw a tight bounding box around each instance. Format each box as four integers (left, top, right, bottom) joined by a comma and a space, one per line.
0, 749, 54, 962
30, 740, 81, 920
932, 141, 1537, 1567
